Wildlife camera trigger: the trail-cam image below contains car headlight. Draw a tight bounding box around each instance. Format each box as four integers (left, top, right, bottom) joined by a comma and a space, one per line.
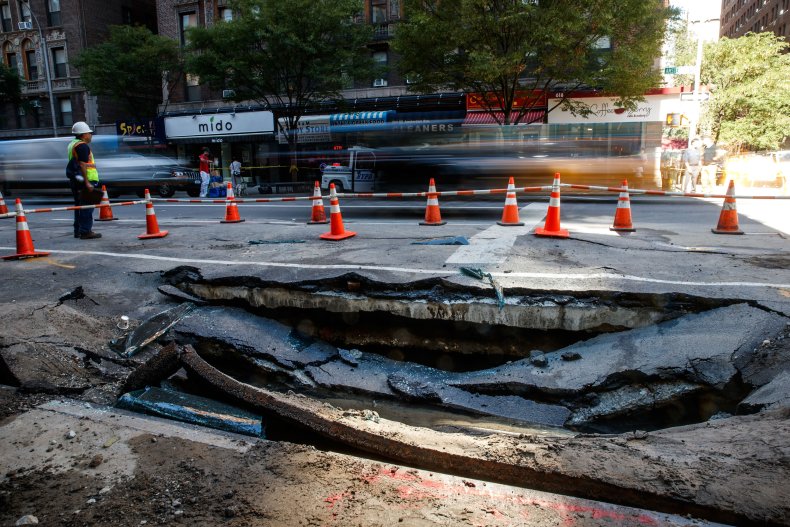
171, 171, 184, 177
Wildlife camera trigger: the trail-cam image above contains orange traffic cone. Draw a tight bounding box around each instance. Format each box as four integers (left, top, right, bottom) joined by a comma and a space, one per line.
420, 178, 446, 226
320, 183, 356, 241
497, 177, 524, 226
0, 190, 8, 215
138, 189, 169, 239
221, 183, 245, 223
307, 181, 329, 225
712, 180, 744, 235
2, 199, 49, 260
96, 185, 118, 221
610, 179, 636, 232
535, 173, 569, 238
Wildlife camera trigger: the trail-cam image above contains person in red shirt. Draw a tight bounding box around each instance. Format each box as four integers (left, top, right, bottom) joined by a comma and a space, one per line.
198, 148, 211, 197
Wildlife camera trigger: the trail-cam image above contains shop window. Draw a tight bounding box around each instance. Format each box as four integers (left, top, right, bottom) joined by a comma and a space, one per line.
58, 96, 72, 126
51, 46, 66, 78
179, 11, 197, 46
47, 0, 61, 26
1, 3, 11, 32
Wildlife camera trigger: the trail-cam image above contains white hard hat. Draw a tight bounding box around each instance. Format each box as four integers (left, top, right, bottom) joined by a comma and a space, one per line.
71, 121, 93, 135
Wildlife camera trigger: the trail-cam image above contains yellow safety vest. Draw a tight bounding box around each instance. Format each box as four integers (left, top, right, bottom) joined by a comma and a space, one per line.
68, 139, 99, 183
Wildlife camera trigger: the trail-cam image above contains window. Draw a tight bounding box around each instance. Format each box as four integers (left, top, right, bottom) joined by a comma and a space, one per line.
51, 46, 66, 77
58, 96, 72, 126
185, 73, 201, 101
370, 0, 386, 23
372, 50, 387, 87
220, 7, 233, 22
179, 12, 197, 46
46, 0, 61, 26
22, 40, 36, 80
1, 3, 11, 32
18, 1, 31, 23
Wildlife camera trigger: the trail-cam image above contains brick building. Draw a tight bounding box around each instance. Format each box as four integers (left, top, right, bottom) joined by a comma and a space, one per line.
154, 0, 463, 182
0, 0, 156, 139
720, 0, 790, 40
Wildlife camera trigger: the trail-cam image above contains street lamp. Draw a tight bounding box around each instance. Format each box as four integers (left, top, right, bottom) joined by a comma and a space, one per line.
21, 0, 58, 137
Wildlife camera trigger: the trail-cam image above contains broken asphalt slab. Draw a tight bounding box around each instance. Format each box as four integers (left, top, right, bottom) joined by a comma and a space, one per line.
449, 303, 788, 397
174, 306, 571, 427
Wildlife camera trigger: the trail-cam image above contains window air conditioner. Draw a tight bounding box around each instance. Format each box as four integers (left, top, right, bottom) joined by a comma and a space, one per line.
373, 78, 388, 87
18, 21, 33, 30
222, 89, 236, 99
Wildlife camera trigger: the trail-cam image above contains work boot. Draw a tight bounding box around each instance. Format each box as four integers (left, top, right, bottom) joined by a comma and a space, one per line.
79, 231, 102, 239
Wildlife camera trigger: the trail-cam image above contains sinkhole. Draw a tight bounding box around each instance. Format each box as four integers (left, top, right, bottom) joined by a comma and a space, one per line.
123, 270, 769, 439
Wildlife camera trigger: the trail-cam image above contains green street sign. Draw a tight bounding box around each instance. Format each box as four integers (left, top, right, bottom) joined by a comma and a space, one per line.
664, 67, 678, 74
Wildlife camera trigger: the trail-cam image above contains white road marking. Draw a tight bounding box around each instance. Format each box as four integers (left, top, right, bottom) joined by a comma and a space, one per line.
2, 247, 788, 289
445, 204, 545, 264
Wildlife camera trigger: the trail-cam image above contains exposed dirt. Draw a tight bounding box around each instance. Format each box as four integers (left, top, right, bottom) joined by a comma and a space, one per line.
1, 298, 789, 525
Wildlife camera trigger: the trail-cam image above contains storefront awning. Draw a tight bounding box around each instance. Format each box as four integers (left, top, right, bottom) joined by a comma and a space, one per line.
330, 111, 393, 127
463, 110, 545, 126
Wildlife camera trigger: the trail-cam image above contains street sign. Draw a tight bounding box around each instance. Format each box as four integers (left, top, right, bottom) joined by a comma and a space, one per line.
680, 92, 710, 102
664, 66, 695, 75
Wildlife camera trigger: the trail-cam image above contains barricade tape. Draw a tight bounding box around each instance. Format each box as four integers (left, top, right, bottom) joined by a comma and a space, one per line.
0, 199, 148, 219
560, 183, 790, 200
2, 182, 786, 218
149, 185, 555, 204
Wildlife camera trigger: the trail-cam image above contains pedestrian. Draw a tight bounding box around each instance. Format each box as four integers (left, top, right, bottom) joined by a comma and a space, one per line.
229, 157, 243, 195
66, 121, 102, 239
680, 138, 702, 194
199, 148, 212, 198
701, 136, 724, 193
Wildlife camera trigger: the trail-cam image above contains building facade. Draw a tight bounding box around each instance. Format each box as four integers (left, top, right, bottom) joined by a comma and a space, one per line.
720, 0, 790, 40
0, 0, 156, 139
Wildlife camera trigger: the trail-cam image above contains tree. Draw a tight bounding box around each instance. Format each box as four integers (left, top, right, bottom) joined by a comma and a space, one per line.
73, 25, 182, 120
393, 0, 675, 124
700, 32, 790, 151
0, 63, 23, 126
185, 0, 375, 157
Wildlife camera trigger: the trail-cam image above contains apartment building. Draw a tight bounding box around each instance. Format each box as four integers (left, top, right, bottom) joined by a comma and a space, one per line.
0, 0, 156, 138
720, 0, 790, 39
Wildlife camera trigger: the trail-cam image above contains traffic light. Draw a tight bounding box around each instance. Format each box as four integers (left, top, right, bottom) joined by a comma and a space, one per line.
666, 113, 682, 127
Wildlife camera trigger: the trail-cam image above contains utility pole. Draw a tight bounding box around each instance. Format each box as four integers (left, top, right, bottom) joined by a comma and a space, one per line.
23, 0, 58, 137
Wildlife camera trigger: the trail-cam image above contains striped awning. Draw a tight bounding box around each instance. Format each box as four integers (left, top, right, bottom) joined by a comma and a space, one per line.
463, 110, 545, 126
329, 111, 392, 127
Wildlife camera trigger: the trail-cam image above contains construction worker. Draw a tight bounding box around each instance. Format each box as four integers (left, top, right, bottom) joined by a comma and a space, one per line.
66, 121, 101, 239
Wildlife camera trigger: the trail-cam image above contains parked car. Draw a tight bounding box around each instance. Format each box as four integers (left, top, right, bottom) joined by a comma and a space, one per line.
0, 136, 200, 198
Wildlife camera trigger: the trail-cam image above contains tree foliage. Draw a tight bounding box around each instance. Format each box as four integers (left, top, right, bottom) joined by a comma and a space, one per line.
700, 32, 790, 151
73, 25, 182, 120
184, 0, 375, 150
0, 63, 23, 127
393, 0, 674, 124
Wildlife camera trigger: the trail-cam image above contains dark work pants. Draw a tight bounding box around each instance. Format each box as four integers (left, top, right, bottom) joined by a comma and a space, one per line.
69, 179, 99, 236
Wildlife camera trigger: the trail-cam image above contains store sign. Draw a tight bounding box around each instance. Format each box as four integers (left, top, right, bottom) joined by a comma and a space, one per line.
164, 111, 274, 139
547, 95, 683, 124
116, 118, 165, 141
466, 91, 547, 111
277, 115, 331, 145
